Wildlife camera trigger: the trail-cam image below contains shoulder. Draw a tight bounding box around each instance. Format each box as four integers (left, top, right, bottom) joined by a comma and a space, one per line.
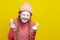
30, 20, 35, 26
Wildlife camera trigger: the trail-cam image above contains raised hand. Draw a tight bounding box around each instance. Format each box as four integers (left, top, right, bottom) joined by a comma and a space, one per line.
10, 19, 16, 29
32, 22, 39, 31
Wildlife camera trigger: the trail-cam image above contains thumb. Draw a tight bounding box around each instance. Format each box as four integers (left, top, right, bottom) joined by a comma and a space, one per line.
10, 19, 13, 24
32, 22, 39, 31
35, 22, 39, 27
10, 19, 16, 28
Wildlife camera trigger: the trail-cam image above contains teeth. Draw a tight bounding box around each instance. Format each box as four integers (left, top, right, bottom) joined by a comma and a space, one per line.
24, 19, 27, 20
22, 18, 27, 20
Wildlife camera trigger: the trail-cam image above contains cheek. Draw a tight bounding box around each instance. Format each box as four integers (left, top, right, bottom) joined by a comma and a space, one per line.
27, 16, 30, 19
20, 15, 24, 19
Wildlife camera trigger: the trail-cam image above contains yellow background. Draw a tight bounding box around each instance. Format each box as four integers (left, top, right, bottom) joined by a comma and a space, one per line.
0, 0, 60, 40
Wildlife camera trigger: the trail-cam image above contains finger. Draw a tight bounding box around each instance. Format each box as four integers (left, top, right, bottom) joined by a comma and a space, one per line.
32, 26, 38, 30
10, 19, 14, 24
10, 19, 13, 22
36, 22, 39, 27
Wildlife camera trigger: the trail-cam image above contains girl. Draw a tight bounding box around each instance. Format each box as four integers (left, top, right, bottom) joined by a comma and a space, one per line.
8, 2, 39, 40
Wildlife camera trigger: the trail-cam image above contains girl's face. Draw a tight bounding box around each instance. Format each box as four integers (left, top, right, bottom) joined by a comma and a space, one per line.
20, 11, 31, 23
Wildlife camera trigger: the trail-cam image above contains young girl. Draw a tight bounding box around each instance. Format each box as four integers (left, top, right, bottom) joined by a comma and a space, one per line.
8, 2, 39, 40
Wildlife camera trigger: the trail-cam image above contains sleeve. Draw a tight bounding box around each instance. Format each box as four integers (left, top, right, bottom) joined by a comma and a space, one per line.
30, 21, 36, 40
8, 28, 14, 40
31, 29, 36, 40
8, 18, 17, 40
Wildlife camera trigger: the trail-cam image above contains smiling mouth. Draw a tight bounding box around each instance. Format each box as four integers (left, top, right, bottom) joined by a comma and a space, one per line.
22, 18, 28, 21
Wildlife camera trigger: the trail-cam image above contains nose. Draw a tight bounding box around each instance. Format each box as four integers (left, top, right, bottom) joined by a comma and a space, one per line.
24, 15, 28, 18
